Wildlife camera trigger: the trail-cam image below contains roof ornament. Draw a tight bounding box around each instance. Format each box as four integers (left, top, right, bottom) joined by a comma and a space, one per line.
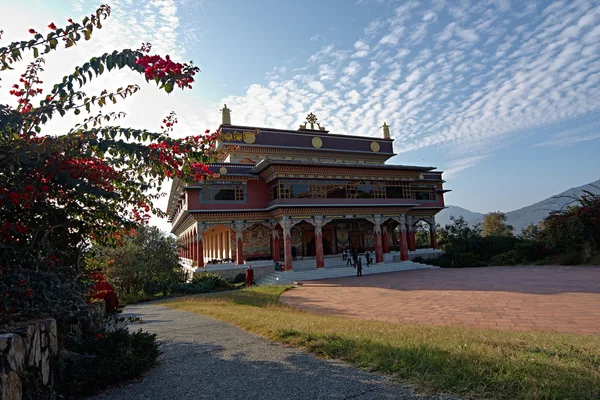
299, 112, 326, 131
382, 122, 390, 139
220, 104, 231, 125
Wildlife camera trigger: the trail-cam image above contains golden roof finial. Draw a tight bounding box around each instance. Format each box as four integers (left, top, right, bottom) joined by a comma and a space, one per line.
299, 112, 326, 131
220, 104, 231, 125
382, 122, 390, 139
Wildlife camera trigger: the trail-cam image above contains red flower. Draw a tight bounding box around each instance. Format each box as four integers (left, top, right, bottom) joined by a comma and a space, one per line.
28, 29, 36, 34
24, 289, 33, 297
23, 185, 35, 192
68, 18, 74, 24
18, 279, 25, 285
48, 23, 57, 30
97, 333, 104, 339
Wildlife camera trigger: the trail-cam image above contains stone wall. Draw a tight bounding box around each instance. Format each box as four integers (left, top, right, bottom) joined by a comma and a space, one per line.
0, 319, 58, 400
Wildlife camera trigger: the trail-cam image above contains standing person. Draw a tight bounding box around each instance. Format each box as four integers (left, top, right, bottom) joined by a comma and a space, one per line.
346, 248, 352, 266
365, 250, 371, 267
291, 246, 297, 260
342, 246, 347, 261
352, 248, 358, 268
356, 257, 363, 277
245, 265, 254, 288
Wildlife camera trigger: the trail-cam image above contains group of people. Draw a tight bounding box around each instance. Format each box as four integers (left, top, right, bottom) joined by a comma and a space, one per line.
342, 247, 372, 277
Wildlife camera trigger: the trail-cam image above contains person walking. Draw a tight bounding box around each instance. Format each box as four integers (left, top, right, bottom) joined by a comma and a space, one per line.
356, 257, 363, 277
245, 265, 254, 288
352, 248, 358, 268
365, 250, 372, 267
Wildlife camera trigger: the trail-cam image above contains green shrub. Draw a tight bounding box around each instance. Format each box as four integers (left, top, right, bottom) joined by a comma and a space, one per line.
489, 250, 520, 266
514, 240, 547, 262
170, 282, 212, 294
58, 327, 160, 397
456, 252, 482, 267
192, 272, 231, 290
231, 272, 246, 284
554, 251, 583, 265
533, 258, 553, 266
480, 235, 520, 260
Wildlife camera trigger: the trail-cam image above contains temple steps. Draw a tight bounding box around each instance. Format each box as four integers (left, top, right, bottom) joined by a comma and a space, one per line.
256, 260, 437, 286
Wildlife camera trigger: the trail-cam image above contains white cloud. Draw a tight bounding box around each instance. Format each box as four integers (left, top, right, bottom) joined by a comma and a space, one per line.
346, 90, 361, 105
352, 40, 370, 58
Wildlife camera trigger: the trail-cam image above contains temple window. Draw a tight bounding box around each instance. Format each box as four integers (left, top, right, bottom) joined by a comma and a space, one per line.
201, 184, 246, 203
267, 180, 436, 201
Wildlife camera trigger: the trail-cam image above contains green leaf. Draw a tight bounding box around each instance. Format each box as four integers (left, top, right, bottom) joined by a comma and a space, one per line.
33, 47, 39, 58
74, 109, 81, 115
164, 81, 174, 93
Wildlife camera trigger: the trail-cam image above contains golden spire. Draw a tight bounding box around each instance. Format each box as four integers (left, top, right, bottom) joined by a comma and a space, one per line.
220, 104, 231, 125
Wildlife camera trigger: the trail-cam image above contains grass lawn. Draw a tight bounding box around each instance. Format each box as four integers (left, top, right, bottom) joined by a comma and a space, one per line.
165, 286, 600, 400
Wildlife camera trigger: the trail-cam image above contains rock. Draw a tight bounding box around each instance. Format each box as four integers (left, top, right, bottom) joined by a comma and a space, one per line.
0, 371, 22, 400
28, 326, 41, 368
41, 349, 50, 385
0, 334, 25, 374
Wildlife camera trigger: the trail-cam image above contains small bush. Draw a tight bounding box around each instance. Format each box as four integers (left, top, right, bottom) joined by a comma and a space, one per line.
554, 251, 583, 265
170, 282, 212, 294
515, 240, 547, 262
192, 272, 231, 290
58, 327, 160, 397
231, 273, 246, 284
489, 250, 520, 266
533, 258, 553, 266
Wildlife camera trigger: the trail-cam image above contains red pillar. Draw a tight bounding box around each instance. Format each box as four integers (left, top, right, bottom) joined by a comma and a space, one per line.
192, 237, 197, 264
374, 229, 384, 263
400, 230, 409, 261
272, 231, 281, 262
409, 231, 416, 251
382, 229, 390, 254
185, 236, 189, 259
315, 218, 324, 268
282, 220, 293, 271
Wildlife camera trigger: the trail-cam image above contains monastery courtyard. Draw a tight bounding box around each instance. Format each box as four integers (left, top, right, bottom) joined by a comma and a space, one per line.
280, 266, 600, 335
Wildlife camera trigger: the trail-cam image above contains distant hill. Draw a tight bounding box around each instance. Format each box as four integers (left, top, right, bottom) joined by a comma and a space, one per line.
438, 179, 600, 233
436, 206, 484, 228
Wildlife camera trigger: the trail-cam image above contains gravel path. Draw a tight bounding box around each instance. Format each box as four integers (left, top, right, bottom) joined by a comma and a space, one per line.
90, 302, 459, 400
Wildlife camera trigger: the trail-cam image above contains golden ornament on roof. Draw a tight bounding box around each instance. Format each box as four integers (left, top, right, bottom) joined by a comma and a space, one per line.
243, 131, 256, 144
312, 136, 323, 148
370, 141, 380, 152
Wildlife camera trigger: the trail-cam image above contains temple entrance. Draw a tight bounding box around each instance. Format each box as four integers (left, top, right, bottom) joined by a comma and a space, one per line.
303, 228, 335, 256
303, 231, 315, 257
349, 233, 364, 252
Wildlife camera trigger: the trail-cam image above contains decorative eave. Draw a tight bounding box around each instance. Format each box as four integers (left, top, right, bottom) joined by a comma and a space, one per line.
217, 144, 393, 161
217, 124, 394, 142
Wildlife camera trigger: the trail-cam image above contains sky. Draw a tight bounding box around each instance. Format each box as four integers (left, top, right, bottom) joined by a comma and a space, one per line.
1, 0, 599, 234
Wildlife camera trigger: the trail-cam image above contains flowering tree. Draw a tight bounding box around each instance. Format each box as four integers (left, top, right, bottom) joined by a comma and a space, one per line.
0, 5, 218, 323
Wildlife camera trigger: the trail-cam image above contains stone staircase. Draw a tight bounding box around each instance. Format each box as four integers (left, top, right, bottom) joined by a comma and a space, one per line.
256, 256, 437, 285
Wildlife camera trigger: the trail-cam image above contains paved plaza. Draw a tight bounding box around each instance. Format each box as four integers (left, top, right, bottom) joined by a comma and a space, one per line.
280, 266, 600, 335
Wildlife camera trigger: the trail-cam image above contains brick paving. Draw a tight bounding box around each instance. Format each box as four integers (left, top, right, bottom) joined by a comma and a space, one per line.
280, 266, 600, 335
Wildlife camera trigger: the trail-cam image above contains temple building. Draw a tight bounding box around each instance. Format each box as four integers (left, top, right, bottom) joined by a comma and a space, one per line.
167, 106, 449, 273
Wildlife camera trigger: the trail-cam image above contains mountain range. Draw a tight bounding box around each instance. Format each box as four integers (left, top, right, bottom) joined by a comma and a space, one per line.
437, 179, 600, 233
